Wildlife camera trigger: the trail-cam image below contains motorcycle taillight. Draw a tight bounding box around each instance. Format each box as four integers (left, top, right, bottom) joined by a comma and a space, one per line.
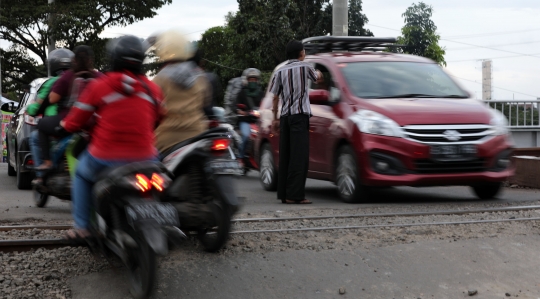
130, 173, 171, 193
24, 113, 40, 126
211, 139, 230, 151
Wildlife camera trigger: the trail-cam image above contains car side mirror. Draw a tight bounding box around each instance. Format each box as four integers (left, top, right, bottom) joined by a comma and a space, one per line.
309, 90, 330, 105
1, 103, 16, 114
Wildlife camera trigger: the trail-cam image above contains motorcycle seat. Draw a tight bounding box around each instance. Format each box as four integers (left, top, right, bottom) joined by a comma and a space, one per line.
159, 127, 231, 160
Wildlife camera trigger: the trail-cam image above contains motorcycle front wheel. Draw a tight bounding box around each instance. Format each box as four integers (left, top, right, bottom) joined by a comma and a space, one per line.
126, 231, 157, 299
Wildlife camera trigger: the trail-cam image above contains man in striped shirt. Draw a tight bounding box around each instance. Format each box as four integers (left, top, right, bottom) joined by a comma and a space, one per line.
270, 40, 323, 204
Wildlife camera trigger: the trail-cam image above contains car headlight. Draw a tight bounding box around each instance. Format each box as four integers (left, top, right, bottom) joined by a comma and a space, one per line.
349, 110, 403, 137
489, 109, 509, 135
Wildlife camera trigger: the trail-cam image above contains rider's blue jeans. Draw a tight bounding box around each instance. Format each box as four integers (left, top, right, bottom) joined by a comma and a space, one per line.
29, 130, 44, 177
238, 121, 251, 159
72, 150, 157, 230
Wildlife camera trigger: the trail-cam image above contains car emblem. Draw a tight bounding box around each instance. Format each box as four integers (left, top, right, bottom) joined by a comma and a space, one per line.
443, 130, 461, 141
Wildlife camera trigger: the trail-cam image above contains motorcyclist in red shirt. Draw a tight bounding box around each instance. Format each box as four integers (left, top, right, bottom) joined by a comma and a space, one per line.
60, 35, 164, 239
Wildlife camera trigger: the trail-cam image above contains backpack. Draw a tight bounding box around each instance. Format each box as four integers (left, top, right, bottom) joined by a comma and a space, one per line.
224, 77, 243, 123
64, 71, 96, 109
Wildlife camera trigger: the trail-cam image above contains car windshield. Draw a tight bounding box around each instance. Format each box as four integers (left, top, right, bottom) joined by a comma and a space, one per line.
340, 62, 468, 99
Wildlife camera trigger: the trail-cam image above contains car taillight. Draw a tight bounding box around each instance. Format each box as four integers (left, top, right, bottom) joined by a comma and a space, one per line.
24, 113, 40, 126
211, 139, 230, 151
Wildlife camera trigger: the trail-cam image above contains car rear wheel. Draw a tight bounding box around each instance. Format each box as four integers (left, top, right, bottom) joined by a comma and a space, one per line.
336, 146, 367, 203
259, 143, 277, 191
7, 145, 16, 176
471, 182, 502, 200
16, 158, 32, 190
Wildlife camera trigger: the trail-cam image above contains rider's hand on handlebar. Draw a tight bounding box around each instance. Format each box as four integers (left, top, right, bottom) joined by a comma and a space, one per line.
271, 120, 280, 135
237, 109, 247, 116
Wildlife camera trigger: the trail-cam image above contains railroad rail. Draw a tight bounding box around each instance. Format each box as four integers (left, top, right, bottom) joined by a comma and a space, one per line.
2, 204, 540, 252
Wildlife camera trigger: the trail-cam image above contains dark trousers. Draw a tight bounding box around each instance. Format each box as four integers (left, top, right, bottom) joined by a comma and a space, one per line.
278, 114, 309, 201
37, 114, 69, 161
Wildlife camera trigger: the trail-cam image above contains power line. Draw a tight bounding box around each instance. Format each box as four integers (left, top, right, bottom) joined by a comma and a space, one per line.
447, 52, 540, 63
444, 28, 540, 39
367, 24, 540, 59
447, 40, 540, 51
450, 75, 538, 99
202, 58, 244, 71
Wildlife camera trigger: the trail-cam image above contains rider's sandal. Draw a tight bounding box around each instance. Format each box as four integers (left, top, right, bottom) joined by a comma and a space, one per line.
64, 229, 92, 244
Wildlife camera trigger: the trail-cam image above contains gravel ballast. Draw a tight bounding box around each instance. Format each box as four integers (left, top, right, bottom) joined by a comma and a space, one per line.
2, 200, 540, 298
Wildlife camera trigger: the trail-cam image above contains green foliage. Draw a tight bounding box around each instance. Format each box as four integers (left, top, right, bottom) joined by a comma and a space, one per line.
0, 0, 171, 93
396, 2, 446, 66
199, 0, 372, 105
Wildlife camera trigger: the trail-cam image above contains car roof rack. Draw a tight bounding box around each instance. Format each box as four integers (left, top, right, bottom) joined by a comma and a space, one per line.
302, 36, 401, 54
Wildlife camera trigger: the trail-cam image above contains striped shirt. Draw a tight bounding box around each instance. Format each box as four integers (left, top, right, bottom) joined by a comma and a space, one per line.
269, 59, 319, 117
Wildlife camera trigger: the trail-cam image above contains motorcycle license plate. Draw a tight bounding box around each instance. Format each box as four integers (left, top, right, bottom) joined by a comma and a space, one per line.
125, 202, 179, 227
207, 160, 243, 175
430, 144, 477, 161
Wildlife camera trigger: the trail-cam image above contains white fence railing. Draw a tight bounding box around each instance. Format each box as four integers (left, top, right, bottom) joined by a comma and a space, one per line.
482, 100, 540, 129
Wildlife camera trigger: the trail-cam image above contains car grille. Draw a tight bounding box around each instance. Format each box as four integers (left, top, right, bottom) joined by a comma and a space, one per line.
414, 159, 487, 174
402, 125, 495, 144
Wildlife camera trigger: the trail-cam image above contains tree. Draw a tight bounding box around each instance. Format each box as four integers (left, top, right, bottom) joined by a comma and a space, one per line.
0, 0, 171, 93
396, 2, 446, 66
199, 0, 373, 104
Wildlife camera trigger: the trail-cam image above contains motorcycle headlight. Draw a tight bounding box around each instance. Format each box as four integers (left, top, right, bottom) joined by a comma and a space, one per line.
349, 110, 403, 137
489, 109, 509, 135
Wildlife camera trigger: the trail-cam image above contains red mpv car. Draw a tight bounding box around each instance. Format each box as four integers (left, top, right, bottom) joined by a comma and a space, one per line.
255, 37, 514, 203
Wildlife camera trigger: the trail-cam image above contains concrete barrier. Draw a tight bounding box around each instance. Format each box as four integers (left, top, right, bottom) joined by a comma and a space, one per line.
509, 150, 540, 188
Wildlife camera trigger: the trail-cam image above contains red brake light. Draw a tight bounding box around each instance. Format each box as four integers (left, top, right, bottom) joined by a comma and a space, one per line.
26, 160, 34, 166
151, 173, 165, 192
135, 174, 151, 192
211, 139, 230, 151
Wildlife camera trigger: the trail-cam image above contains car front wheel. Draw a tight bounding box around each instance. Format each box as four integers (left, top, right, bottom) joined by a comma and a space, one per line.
471, 182, 502, 200
16, 157, 33, 190
259, 143, 277, 191
7, 144, 16, 176
336, 146, 367, 203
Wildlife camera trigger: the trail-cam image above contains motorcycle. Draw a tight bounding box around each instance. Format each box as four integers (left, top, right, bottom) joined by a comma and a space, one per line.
236, 104, 260, 174
160, 126, 242, 252
37, 128, 181, 298
32, 133, 88, 207
91, 160, 181, 299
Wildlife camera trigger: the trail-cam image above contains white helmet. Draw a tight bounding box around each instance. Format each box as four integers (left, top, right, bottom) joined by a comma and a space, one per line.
151, 29, 194, 63
242, 68, 261, 85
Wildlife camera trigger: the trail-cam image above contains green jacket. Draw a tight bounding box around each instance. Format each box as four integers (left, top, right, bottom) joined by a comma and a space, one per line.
27, 76, 59, 116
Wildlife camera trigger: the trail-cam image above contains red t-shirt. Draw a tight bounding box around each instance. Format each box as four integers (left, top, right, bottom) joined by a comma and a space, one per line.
63, 72, 164, 160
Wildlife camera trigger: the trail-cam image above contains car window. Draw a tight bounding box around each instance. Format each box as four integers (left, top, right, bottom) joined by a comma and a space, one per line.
340, 62, 468, 99
310, 64, 334, 91
310, 62, 341, 103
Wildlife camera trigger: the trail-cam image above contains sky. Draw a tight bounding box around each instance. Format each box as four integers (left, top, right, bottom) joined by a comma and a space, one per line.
4, 0, 540, 100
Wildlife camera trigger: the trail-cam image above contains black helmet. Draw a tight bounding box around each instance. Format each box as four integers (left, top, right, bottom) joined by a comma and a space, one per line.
107, 35, 145, 73
47, 48, 74, 76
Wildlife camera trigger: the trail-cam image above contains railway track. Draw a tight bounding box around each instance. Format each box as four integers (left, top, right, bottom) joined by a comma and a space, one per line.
2, 204, 540, 252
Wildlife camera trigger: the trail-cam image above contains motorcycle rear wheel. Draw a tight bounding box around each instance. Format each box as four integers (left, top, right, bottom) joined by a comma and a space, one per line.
126, 231, 157, 299
197, 184, 231, 253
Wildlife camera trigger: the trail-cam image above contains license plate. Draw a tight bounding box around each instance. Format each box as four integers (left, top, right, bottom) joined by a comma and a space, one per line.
125, 202, 179, 227
430, 144, 477, 161
207, 160, 243, 175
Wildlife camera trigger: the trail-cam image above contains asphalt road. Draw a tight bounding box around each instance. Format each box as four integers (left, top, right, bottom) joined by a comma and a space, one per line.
1, 163, 540, 222
2, 163, 540, 298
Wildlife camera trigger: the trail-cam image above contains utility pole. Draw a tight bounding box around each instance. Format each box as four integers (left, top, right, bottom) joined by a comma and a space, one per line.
332, 0, 348, 36
47, 0, 55, 76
